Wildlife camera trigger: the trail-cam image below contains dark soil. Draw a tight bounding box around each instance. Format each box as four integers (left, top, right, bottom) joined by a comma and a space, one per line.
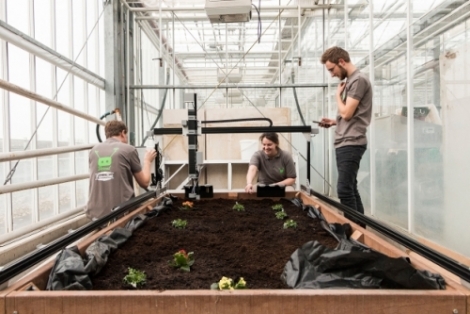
92, 197, 338, 290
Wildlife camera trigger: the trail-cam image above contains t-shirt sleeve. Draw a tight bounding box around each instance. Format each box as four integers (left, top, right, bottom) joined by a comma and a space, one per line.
285, 154, 296, 178
347, 76, 368, 101
129, 148, 143, 173
249, 151, 261, 169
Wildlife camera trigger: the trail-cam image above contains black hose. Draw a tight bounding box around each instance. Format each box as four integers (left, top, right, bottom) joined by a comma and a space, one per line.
140, 71, 171, 147
201, 117, 273, 127
291, 72, 307, 126
96, 110, 118, 142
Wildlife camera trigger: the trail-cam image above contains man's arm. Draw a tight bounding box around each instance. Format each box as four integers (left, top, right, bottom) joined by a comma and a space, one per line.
335, 82, 360, 121
134, 149, 157, 188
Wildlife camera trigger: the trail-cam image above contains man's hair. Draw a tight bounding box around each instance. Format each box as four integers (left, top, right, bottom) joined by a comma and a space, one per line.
259, 132, 279, 146
320, 46, 351, 64
105, 120, 127, 139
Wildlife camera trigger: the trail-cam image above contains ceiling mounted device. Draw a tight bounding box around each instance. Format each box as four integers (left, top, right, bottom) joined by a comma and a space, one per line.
205, 0, 252, 23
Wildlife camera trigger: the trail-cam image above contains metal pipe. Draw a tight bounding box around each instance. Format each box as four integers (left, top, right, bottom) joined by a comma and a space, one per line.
0, 144, 93, 162
0, 21, 105, 89
0, 190, 156, 285
0, 79, 105, 126
153, 125, 312, 135
369, 0, 376, 217
0, 206, 85, 246
128, 4, 362, 12
131, 83, 327, 89
0, 174, 89, 194
406, 0, 414, 232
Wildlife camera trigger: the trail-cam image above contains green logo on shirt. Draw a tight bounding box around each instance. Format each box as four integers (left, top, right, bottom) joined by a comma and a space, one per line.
279, 168, 285, 174
95, 148, 119, 171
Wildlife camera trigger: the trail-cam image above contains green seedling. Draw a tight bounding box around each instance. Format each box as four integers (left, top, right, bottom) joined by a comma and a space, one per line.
169, 249, 195, 272
272, 204, 283, 211
123, 267, 146, 288
210, 276, 247, 290
232, 202, 245, 211
275, 210, 288, 220
172, 218, 188, 229
283, 219, 297, 229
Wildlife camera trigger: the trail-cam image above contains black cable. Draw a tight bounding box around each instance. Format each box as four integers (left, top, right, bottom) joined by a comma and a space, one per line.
291, 71, 307, 126
96, 110, 116, 143
251, 3, 261, 43
140, 71, 171, 147
201, 117, 273, 127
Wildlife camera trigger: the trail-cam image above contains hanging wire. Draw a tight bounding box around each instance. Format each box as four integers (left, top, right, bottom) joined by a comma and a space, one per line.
3, 6, 106, 185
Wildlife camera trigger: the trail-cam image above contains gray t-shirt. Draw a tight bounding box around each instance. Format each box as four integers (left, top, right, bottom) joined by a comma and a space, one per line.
86, 138, 142, 219
249, 148, 296, 184
335, 69, 373, 148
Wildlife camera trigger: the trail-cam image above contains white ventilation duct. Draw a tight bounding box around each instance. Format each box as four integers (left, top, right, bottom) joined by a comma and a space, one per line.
205, 0, 252, 23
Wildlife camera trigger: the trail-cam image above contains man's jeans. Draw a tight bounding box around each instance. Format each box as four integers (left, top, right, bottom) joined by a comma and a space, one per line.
336, 145, 367, 215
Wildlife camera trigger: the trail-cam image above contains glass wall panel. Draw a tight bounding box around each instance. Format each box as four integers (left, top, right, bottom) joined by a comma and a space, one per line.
56, 69, 71, 147
76, 178, 88, 208
72, 1, 85, 66
34, 0, 52, 48
6, 0, 29, 34
38, 186, 55, 221
0, 194, 5, 235
12, 190, 33, 230
55, 0, 70, 58
36, 58, 53, 149
58, 182, 73, 213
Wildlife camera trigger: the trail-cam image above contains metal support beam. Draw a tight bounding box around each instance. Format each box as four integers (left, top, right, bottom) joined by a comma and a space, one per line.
0, 144, 93, 162
0, 79, 105, 125
0, 21, 105, 89
0, 174, 89, 194
154, 125, 313, 135
131, 83, 328, 90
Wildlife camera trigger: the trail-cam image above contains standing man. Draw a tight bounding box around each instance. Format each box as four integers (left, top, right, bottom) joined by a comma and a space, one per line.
319, 46, 372, 219
86, 120, 156, 220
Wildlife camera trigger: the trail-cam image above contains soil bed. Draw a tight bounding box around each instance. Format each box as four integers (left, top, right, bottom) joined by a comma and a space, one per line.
92, 197, 338, 290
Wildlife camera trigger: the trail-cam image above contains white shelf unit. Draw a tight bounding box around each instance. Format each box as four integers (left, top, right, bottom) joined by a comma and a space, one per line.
163, 155, 299, 191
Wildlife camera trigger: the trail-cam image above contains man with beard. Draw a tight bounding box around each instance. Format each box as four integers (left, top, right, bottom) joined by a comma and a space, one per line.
245, 132, 296, 194
318, 46, 372, 224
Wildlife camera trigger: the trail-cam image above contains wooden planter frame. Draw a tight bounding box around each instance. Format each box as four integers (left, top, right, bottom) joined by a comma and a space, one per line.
1, 191, 469, 314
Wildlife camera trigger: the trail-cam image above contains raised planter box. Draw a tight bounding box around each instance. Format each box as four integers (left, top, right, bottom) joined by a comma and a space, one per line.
1, 191, 469, 314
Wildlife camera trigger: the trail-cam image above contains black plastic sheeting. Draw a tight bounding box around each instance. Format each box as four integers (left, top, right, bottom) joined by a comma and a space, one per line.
281, 199, 446, 290
45, 196, 175, 290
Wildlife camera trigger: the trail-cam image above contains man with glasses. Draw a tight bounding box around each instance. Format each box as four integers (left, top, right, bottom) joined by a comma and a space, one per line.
318, 46, 373, 225
86, 120, 156, 220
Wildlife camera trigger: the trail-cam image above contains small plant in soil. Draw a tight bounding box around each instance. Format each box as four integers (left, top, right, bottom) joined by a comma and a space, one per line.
283, 219, 297, 229
123, 267, 146, 288
210, 276, 247, 290
272, 204, 283, 211
275, 210, 288, 220
171, 218, 187, 229
179, 201, 194, 210
232, 202, 245, 211
169, 249, 194, 272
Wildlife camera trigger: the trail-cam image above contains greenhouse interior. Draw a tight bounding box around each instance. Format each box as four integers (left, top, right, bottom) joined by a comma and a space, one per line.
0, 0, 469, 312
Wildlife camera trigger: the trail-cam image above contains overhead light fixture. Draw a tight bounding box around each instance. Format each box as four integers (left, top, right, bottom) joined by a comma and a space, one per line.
205, 0, 252, 24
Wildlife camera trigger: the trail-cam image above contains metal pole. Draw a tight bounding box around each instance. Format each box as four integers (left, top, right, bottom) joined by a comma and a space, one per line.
369, 0, 376, 217
131, 83, 328, 89
0, 174, 89, 194
0, 144, 93, 162
406, 0, 414, 232
0, 79, 105, 125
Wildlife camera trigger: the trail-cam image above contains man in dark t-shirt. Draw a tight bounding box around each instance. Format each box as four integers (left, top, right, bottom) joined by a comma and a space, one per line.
86, 121, 156, 220
319, 47, 372, 220
245, 133, 296, 194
